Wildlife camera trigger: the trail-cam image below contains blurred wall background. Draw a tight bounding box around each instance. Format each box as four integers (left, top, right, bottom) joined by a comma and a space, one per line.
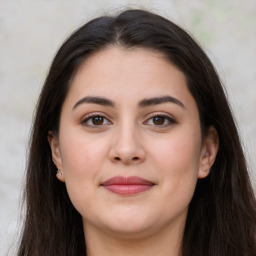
0, 0, 255, 254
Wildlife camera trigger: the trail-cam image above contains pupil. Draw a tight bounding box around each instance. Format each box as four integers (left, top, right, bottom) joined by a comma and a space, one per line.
154, 116, 164, 125
92, 116, 103, 125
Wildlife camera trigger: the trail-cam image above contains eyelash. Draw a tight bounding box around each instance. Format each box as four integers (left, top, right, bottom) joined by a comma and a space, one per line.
81, 113, 112, 127
81, 113, 176, 128
144, 114, 176, 127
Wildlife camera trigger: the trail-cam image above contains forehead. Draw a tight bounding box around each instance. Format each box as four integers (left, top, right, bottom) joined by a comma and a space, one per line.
64, 46, 196, 109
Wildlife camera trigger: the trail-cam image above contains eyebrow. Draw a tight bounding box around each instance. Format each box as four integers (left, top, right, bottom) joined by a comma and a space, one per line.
73, 96, 115, 110
73, 95, 185, 110
138, 95, 185, 109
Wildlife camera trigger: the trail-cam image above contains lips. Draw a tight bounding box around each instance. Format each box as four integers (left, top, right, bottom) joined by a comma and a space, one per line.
101, 176, 155, 195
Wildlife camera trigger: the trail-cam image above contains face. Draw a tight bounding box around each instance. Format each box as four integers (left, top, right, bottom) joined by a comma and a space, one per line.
49, 47, 218, 240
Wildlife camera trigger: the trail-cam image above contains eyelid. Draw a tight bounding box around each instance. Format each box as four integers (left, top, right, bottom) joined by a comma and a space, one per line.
80, 112, 176, 128
81, 112, 112, 127
144, 113, 177, 126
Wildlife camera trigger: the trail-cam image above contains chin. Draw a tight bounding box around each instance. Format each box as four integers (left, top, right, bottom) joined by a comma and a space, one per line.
104, 222, 156, 239
96, 210, 163, 238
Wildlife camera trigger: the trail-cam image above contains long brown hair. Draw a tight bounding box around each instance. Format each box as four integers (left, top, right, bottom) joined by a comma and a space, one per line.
18, 9, 256, 256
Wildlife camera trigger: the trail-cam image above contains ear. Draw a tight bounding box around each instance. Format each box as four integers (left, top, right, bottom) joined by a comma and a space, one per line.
198, 126, 219, 179
48, 131, 65, 182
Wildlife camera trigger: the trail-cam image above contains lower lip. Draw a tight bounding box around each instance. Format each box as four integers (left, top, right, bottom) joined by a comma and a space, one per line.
102, 184, 153, 195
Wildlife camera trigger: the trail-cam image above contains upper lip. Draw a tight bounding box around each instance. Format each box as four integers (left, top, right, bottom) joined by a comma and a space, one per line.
101, 176, 155, 186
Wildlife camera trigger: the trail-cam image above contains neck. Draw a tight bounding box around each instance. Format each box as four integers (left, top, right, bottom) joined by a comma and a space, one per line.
84, 219, 184, 256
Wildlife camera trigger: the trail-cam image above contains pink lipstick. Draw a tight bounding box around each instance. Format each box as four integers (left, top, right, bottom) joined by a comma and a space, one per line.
101, 176, 155, 195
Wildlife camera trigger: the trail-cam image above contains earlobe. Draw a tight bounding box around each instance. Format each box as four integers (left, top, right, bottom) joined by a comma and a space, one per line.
47, 131, 65, 182
198, 126, 219, 179
56, 169, 65, 182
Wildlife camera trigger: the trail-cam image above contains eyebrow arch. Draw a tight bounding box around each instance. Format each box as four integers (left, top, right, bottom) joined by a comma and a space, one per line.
73, 96, 115, 110
73, 95, 185, 110
138, 95, 185, 109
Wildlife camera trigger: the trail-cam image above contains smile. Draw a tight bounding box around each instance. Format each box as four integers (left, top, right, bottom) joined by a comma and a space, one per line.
101, 176, 155, 196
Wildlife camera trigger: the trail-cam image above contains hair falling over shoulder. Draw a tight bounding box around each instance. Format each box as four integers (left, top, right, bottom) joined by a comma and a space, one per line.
17, 8, 256, 256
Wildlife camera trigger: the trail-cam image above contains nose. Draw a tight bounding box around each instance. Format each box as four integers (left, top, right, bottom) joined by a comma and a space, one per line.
108, 124, 146, 165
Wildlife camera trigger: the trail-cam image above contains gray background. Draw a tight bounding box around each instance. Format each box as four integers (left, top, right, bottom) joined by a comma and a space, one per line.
1, 0, 255, 255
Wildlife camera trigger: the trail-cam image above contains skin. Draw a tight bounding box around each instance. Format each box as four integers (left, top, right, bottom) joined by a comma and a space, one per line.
48, 47, 219, 256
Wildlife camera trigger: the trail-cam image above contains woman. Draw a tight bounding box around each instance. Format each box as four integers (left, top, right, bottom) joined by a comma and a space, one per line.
18, 9, 256, 256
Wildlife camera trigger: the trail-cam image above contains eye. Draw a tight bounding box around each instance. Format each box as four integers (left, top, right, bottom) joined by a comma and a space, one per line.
145, 114, 176, 127
81, 114, 112, 127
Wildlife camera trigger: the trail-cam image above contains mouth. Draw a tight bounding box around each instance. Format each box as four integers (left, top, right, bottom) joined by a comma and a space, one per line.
101, 176, 155, 196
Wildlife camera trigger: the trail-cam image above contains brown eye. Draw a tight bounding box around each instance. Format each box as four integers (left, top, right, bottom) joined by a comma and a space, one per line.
145, 114, 176, 127
153, 116, 165, 125
82, 114, 112, 127
91, 116, 104, 125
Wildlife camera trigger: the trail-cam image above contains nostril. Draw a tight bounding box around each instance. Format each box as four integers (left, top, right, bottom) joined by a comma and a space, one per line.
113, 156, 140, 161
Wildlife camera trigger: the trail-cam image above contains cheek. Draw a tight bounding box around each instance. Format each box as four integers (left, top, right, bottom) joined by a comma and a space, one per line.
148, 129, 201, 198
150, 128, 201, 170
59, 138, 106, 214
58, 131, 106, 197
59, 131, 108, 176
